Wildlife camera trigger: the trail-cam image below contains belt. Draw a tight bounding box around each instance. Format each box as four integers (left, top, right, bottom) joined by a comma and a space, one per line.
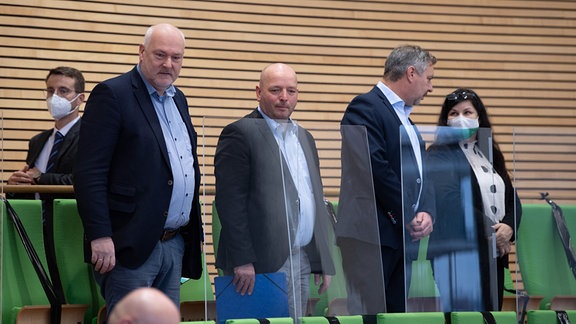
160, 228, 180, 242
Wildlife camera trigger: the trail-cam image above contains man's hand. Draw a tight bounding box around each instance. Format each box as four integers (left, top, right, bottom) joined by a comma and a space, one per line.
91, 237, 116, 274
233, 263, 255, 296
314, 274, 331, 295
407, 211, 433, 241
7, 165, 34, 185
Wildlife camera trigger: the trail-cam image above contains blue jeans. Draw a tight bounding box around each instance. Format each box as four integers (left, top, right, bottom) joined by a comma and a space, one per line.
94, 234, 184, 315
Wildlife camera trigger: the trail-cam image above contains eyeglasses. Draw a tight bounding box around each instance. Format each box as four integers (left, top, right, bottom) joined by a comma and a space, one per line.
445, 90, 476, 102
45, 87, 76, 98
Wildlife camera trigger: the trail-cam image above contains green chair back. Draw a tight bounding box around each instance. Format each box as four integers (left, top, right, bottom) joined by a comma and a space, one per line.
53, 199, 103, 323
1, 199, 49, 324
516, 204, 576, 308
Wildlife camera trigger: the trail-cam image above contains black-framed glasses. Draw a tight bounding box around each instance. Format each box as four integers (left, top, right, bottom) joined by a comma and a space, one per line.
445, 90, 476, 102
44, 87, 76, 98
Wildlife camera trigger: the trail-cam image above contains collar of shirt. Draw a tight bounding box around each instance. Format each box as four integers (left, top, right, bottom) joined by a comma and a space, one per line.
258, 106, 298, 138
137, 64, 176, 99
376, 81, 414, 119
54, 116, 80, 137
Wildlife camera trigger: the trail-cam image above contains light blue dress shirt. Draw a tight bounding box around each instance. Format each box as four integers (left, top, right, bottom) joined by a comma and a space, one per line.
138, 65, 195, 230
259, 107, 315, 248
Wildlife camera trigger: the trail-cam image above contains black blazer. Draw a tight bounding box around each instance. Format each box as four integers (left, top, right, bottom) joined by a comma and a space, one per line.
8, 121, 81, 200
214, 109, 335, 275
338, 85, 434, 249
74, 66, 203, 279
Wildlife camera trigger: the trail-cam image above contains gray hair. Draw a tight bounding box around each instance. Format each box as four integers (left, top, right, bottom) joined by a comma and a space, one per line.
143, 23, 186, 48
383, 45, 437, 81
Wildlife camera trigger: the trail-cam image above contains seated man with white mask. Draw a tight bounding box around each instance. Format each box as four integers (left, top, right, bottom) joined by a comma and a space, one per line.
8, 66, 85, 187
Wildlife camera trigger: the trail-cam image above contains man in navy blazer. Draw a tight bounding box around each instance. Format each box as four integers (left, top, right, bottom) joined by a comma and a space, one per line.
338, 45, 436, 313
74, 23, 202, 315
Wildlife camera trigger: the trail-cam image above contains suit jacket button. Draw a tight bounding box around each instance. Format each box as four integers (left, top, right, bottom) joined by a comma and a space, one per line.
167, 180, 173, 186
163, 211, 169, 217
416, 178, 421, 184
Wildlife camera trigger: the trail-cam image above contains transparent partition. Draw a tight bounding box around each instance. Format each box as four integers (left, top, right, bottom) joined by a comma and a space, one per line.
513, 127, 576, 317
403, 125, 499, 312
212, 119, 384, 322
333, 124, 385, 315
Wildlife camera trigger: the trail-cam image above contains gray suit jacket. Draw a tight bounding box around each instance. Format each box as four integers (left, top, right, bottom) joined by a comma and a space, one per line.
214, 109, 334, 275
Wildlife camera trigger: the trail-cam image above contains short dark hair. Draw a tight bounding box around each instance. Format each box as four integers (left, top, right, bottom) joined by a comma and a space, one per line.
46, 66, 85, 93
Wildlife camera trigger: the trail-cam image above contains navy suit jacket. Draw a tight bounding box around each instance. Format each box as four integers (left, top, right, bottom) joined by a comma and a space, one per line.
338, 85, 434, 249
27, 120, 80, 185
9, 121, 81, 200
74, 66, 202, 279
214, 109, 335, 275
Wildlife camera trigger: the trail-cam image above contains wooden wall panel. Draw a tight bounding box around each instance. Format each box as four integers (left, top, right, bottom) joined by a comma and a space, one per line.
1, 0, 576, 292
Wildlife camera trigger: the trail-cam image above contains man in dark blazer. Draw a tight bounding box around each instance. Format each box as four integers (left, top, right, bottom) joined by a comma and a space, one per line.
338, 45, 436, 313
214, 63, 334, 319
8, 66, 84, 187
74, 23, 202, 315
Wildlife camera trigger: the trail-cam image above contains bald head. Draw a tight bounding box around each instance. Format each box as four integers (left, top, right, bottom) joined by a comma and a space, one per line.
108, 288, 180, 324
256, 63, 299, 120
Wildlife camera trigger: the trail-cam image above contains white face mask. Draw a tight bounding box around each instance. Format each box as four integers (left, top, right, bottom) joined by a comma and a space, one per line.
47, 93, 80, 120
447, 115, 479, 129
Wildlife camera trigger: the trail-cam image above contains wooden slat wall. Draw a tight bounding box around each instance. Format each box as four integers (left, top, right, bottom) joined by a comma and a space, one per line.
2, 0, 576, 288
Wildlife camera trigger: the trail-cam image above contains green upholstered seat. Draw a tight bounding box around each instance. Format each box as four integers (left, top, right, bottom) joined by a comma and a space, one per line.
376, 312, 445, 324
53, 199, 102, 323
225, 317, 293, 324
1, 199, 50, 323
526, 310, 576, 323
301, 315, 364, 324
448, 311, 517, 324
516, 204, 576, 309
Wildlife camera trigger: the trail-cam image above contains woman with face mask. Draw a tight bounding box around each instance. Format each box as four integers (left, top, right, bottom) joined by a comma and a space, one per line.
425, 88, 522, 312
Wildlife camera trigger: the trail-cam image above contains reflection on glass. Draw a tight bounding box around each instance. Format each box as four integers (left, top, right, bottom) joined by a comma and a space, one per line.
335, 125, 386, 315
404, 126, 499, 312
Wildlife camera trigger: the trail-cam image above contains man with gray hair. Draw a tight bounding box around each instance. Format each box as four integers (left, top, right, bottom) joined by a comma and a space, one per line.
75, 23, 202, 316
338, 45, 436, 313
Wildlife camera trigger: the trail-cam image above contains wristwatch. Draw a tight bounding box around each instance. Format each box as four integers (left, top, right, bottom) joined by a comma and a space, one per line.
33, 173, 41, 184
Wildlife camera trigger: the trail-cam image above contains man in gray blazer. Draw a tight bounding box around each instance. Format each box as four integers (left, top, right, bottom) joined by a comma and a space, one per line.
214, 63, 334, 319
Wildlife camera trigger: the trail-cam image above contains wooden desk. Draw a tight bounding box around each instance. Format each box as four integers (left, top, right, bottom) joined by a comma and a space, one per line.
1, 185, 74, 194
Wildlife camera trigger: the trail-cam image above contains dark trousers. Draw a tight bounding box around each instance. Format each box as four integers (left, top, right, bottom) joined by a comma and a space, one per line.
339, 238, 406, 314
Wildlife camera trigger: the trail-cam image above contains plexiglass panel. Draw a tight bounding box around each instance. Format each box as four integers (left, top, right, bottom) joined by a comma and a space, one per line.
334, 124, 385, 315
403, 125, 499, 312
212, 119, 384, 322
513, 127, 576, 317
